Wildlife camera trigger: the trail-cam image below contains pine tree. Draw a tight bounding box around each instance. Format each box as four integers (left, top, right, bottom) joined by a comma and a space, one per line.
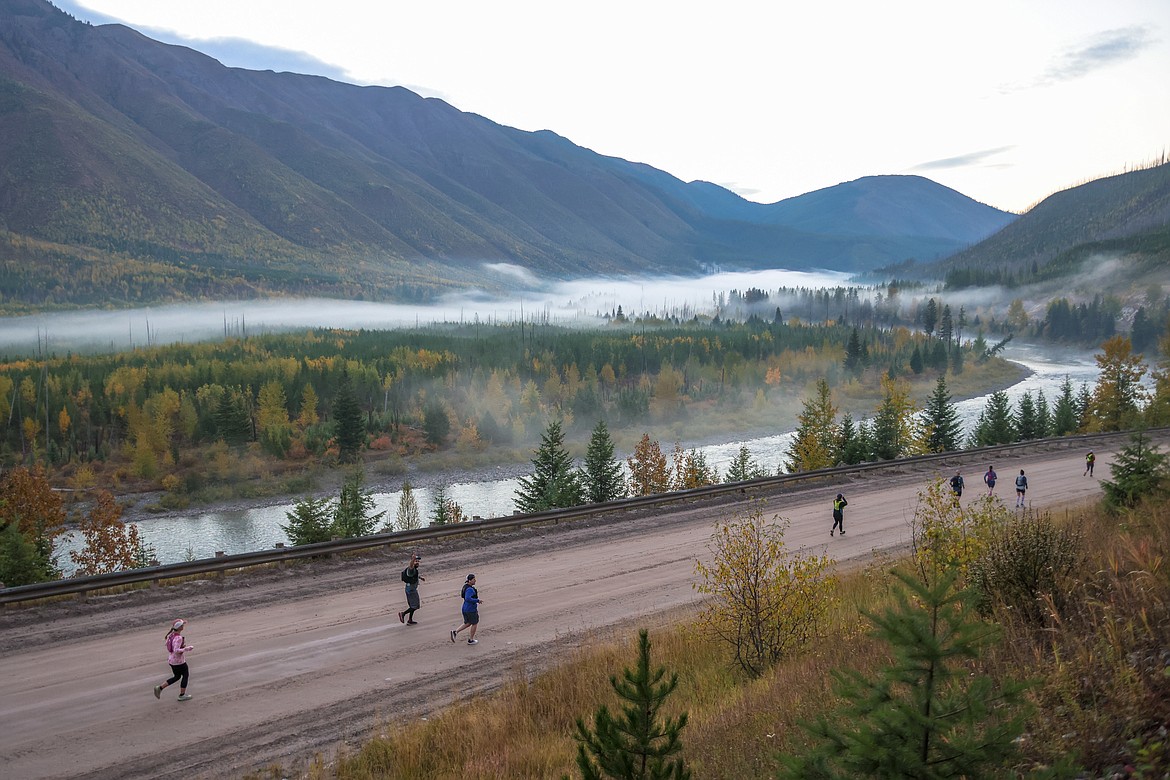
0, 523, 47, 586
281, 496, 334, 546
780, 567, 1029, 779
930, 340, 949, 371
939, 304, 953, 345
950, 342, 964, 375
581, 420, 626, 503
837, 414, 869, 465
332, 370, 365, 463
922, 298, 939, 337
332, 468, 384, 538
515, 419, 582, 513
1052, 376, 1079, 435
1014, 390, 1040, 441
1035, 389, 1052, 438
430, 482, 453, 525
844, 327, 863, 375
909, 345, 924, 375
423, 402, 451, 446
1101, 431, 1170, 511
215, 387, 252, 445
394, 480, 420, 531
1075, 382, 1094, 430
724, 444, 765, 482
785, 378, 839, 471
572, 629, 692, 780
921, 375, 962, 453
972, 390, 1015, 446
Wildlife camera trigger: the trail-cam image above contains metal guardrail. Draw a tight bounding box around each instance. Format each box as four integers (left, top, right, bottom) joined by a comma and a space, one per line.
3, 427, 1166, 606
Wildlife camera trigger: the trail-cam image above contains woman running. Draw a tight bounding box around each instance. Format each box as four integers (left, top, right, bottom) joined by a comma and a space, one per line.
153, 618, 194, 701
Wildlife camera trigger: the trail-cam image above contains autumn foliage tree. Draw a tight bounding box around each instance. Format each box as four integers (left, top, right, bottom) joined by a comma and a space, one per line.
627, 434, 671, 496
1088, 334, 1148, 432
70, 490, 145, 576
694, 505, 835, 676
671, 444, 719, 489
0, 466, 66, 584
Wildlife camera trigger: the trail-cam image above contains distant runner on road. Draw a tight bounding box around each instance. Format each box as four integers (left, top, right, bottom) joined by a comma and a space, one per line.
451, 574, 483, 645
398, 553, 425, 625
1085, 451, 1095, 477
950, 471, 964, 501
831, 493, 848, 537
984, 466, 997, 496
1015, 469, 1029, 508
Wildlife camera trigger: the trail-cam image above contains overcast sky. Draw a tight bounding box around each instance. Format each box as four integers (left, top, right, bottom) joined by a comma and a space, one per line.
60, 0, 1169, 214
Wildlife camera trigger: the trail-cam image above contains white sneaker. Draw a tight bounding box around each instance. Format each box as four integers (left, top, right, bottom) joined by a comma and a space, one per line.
177, 694, 192, 701
467, 638, 478, 645
450, 629, 457, 643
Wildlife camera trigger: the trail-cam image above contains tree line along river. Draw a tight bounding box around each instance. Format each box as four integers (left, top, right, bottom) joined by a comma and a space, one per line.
52, 343, 1103, 570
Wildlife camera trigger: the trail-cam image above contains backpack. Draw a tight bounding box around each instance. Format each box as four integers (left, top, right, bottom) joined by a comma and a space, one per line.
401, 567, 410, 583
1016, 475, 1026, 488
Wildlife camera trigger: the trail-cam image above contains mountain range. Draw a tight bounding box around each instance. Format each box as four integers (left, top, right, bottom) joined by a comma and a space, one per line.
0, 0, 1019, 309
925, 159, 1170, 290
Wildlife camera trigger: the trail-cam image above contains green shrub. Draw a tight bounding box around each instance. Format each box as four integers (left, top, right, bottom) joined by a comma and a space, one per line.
969, 508, 1083, 625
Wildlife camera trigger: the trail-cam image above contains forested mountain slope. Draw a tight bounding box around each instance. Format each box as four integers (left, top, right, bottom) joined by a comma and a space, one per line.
0, 0, 1013, 308
932, 161, 1170, 288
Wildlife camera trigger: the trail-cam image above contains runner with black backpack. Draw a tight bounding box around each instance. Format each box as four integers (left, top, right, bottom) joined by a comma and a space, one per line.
398, 553, 425, 625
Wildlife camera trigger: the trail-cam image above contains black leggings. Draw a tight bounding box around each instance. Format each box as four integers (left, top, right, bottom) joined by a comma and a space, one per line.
167, 663, 189, 688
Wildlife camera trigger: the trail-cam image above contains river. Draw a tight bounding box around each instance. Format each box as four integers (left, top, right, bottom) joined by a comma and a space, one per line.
50, 343, 1104, 569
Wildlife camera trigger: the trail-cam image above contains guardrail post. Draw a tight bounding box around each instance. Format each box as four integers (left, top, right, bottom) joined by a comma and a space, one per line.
274, 542, 286, 568
215, 551, 226, 579
76, 590, 87, 602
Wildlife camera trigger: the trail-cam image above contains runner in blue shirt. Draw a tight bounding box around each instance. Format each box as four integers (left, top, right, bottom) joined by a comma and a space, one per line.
451, 574, 483, 645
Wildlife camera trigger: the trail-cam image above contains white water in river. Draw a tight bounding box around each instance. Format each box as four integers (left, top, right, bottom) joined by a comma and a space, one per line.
52, 343, 1107, 569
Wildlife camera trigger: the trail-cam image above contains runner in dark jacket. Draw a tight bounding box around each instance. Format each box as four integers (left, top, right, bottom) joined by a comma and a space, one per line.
831, 493, 848, 536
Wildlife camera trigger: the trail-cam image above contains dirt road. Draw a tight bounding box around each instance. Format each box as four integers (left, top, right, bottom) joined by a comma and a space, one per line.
0, 443, 1130, 779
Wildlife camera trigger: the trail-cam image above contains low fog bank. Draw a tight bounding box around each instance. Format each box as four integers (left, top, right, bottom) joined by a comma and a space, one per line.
929, 252, 1170, 326
0, 268, 852, 354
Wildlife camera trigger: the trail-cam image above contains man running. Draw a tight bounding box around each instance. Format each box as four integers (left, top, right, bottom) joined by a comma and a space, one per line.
398, 553, 425, 625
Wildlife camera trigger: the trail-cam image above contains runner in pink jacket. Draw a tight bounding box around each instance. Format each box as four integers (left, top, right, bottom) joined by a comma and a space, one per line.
153, 619, 195, 701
